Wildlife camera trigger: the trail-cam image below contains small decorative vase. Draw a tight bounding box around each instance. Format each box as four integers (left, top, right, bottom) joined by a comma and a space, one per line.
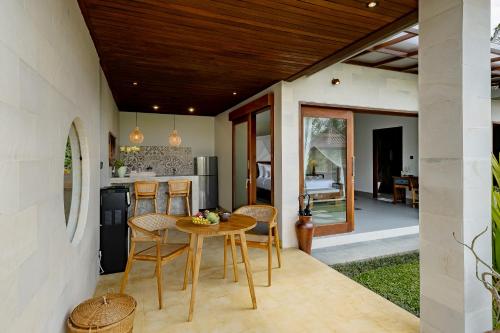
117, 166, 127, 178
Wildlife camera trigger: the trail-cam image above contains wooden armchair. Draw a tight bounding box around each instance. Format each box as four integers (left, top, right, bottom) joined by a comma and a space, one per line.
120, 213, 189, 309
223, 205, 281, 286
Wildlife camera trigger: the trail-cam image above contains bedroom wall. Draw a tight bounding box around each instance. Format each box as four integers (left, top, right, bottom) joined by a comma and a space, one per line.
354, 113, 419, 194
0, 0, 118, 331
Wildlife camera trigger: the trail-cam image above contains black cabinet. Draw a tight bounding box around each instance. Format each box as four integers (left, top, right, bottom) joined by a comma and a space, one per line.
100, 186, 130, 274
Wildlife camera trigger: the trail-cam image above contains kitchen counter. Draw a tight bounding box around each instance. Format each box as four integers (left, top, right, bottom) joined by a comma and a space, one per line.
110, 175, 199, 215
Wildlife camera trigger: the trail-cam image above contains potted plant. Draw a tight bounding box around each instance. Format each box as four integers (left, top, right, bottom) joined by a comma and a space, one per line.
114, 159, 127, 178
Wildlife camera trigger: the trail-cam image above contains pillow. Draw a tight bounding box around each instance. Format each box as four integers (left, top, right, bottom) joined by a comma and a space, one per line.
257, 163, 265, 178
263, 164, 271, 178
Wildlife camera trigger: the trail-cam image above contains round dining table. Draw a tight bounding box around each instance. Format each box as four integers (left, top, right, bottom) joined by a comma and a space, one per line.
176, 214, 257, 321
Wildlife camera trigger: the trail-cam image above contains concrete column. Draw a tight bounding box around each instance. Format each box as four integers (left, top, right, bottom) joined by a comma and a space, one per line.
419, 0, 492, 332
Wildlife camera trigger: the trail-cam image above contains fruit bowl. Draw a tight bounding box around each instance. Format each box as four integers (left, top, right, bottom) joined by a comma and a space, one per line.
191, 216, 219, 226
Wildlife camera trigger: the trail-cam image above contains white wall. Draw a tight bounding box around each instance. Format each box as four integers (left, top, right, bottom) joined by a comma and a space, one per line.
354, 113, 419, 194
0, 0, 117, 332
119, 112, 215, 157
100, 73, 120, 186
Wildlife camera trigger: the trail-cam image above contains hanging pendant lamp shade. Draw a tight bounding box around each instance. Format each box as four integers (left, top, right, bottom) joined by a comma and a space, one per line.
129, 113, 144, 144
168, 114, 182, 147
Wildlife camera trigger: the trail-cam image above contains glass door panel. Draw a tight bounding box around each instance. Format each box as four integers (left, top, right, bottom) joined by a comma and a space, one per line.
233, 121, 248, 209
301, 107, 354, 235
254, 109, 273, 204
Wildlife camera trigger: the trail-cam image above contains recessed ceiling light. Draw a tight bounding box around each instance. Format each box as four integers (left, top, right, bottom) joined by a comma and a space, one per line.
367, 1, 377, 8
188, 107, 195, 112
232, 91, 237, 95
132, 81, 138, 86
153, 105, 159, 110
332, 78, 341, 85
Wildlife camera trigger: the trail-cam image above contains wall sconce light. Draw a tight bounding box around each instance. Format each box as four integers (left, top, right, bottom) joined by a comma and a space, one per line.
331, 78, 341, 85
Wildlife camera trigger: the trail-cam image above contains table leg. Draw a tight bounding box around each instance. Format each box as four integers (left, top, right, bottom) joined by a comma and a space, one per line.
183, 234, 195, 290
188, 234, 204, 322
229, 234, 239, 282
239, 232, 257, 309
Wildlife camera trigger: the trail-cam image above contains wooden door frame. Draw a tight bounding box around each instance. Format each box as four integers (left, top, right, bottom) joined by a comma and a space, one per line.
299, 105, 354, 236
230, 93, 274, 209
372, 126, 403, 198
232, 117, 251, 210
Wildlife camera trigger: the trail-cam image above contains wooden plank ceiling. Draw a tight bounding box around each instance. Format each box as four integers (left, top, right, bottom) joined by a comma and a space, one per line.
78, 0, 418, 116
343, 26, 500, 85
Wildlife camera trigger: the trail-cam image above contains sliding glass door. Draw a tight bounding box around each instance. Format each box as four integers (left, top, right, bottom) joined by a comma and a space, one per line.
231, 94, 274, 210
300, 106, 354, 235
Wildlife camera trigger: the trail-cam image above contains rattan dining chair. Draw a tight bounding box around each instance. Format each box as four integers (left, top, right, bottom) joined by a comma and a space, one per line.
120, 213, 190, 309
223, 205, 281, 286
166, 179, 191, 216
133, 181, 159, 216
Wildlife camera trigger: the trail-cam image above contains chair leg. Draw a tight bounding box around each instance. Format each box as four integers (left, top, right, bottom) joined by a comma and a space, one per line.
223, 235, 228, 279
156, 243, 163, 309
183, 234, 195, 290
230, 234, 239, 282
267, 228, 272, 287
167, 197, 172, 215
274, 225, 282, 268
162, 229, 168, 244
120, 242, 135, 293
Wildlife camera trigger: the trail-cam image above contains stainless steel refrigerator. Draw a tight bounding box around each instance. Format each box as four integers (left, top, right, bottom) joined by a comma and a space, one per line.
194, 156, 218, 210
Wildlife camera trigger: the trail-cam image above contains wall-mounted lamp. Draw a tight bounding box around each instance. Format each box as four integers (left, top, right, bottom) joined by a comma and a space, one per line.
331, 78, 341, 85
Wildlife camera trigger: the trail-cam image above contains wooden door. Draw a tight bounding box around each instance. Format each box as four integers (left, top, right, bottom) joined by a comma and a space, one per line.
300, 106, 354, 236
232, 117, 252, 209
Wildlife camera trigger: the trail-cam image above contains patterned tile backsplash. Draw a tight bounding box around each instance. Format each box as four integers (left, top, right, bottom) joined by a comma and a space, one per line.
121, 146, 194, 176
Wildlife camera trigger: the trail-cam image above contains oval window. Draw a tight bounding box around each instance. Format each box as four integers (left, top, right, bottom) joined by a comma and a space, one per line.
64, 123, 82, 242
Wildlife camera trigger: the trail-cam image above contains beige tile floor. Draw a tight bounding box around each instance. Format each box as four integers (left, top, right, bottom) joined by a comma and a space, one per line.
95, 231, 419, 333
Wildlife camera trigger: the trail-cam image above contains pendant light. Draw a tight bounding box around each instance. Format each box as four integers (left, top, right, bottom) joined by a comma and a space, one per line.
168, 114, 182, 147
129, 112, 144, 144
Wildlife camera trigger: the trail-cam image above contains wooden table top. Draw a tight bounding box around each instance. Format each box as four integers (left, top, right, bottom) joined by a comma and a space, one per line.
176, 214, 256, 236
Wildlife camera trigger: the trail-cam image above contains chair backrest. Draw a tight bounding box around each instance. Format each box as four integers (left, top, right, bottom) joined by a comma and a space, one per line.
134, 181, 159, 197
128, 213, 177, 239
233, 205, 278, 225
409, 177, 419, 190
167, 179, 191, 196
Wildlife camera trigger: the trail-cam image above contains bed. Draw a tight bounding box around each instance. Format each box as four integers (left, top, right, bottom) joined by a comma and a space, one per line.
305, 177, 344, 205
256, 162, 272, 203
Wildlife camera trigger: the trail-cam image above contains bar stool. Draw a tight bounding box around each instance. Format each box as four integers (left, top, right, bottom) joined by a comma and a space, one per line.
133, 181, 159, 216
166, 179, 191, 216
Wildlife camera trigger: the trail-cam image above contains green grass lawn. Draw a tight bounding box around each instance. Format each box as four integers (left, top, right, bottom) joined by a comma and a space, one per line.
332, 252, 420, 317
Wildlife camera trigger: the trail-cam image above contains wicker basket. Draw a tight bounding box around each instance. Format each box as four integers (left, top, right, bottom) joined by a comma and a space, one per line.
67, 293, 136, 333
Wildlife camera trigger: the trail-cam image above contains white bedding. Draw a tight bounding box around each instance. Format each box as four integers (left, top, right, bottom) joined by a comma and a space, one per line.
305, 179, 341, 193
256, 177, 272, 191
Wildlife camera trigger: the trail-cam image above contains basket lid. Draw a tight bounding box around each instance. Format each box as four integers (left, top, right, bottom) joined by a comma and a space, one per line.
69, 293, 136, 329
